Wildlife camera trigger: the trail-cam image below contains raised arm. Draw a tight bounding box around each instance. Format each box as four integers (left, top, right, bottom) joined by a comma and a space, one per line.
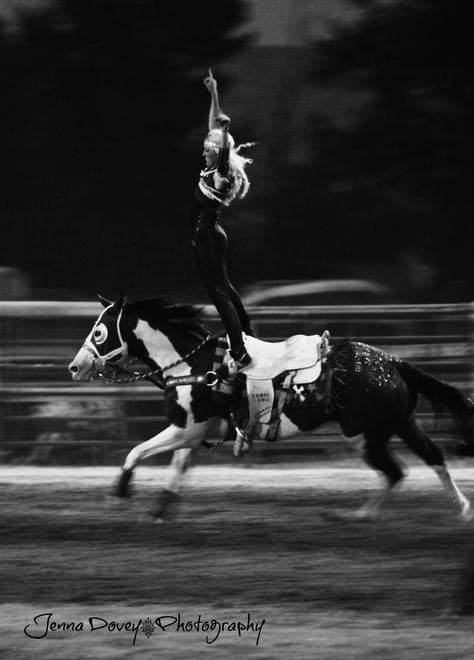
203, 68, 222, 131
216, 117, 231, 178
204, 69, 232, 186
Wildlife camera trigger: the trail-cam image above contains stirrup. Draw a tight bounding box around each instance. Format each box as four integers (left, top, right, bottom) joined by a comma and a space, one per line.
233, 428, 253, 457
234, 358, 251, 373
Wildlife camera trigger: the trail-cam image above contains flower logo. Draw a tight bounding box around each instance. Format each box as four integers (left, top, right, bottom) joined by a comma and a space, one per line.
141, 618, 155, 638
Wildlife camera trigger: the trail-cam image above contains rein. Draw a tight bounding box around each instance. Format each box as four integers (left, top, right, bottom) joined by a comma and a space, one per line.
89, 333, 219, 390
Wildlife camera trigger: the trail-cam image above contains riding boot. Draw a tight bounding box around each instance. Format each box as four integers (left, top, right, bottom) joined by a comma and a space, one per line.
229, 344, 252, 370
214, 344, 251, 382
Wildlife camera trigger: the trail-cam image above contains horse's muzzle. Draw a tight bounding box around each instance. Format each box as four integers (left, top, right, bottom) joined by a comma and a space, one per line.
68, 349, 95, 382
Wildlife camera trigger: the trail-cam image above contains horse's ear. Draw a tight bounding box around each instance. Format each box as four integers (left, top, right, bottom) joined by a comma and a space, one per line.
98, 294, 113, 308
98, 293, 126, 312
110, 292, 126, 314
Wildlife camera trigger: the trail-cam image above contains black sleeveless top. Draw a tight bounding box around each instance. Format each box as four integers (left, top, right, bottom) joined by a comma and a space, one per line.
191, 168, 232, 226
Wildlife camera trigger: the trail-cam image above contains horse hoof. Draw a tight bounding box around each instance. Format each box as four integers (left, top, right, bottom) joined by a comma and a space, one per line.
320, 508, 378, 522
351, 509, 379, 522
139, 512, 164, 525
461, 501, 473, 521
114, 468, 134, 498
319, 509, 350, 522
151, 489, 180, 520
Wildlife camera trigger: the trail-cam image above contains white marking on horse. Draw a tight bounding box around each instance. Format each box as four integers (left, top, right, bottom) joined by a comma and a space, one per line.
434, 465, 472, 520
134, 319, 197, 424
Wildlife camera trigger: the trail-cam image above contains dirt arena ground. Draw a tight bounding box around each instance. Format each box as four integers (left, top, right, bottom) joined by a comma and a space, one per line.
1, 458, 474, 659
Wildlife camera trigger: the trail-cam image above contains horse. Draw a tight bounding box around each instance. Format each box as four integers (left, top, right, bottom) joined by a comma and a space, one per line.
68, 294, 474, 522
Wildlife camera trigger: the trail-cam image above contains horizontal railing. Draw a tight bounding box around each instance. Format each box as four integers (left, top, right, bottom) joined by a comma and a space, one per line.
0, 301, 472, 463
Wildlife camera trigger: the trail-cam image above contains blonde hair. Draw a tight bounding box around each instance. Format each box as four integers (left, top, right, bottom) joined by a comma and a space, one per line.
204, 129, 255, 203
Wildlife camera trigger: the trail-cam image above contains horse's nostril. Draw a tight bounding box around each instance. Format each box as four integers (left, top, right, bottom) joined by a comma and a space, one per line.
69, 364, 79, 374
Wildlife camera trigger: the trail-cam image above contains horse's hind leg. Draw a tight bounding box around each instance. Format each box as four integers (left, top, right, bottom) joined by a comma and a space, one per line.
398, 415, 471, 520
355, 430, 404, 520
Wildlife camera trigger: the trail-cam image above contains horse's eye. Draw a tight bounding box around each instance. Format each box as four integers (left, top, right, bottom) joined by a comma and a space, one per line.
93, 323, 108, 345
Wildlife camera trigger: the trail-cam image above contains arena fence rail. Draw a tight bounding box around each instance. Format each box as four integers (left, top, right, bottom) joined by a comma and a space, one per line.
0, 301, 472, 465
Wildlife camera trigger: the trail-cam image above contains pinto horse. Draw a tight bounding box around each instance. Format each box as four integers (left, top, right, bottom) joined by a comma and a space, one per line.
68, 295, 474, 521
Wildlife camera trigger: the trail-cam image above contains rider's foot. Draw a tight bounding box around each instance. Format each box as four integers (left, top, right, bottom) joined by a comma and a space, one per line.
214, 346, 251, 382
229, 345, 251, 370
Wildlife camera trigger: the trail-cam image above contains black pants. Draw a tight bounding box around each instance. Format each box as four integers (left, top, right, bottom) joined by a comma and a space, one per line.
192, 218, 252, 352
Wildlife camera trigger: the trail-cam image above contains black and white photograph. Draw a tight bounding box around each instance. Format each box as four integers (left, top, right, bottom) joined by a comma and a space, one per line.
0, 0, 473, 657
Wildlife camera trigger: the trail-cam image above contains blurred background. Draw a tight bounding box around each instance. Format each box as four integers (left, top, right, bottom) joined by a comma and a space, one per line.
0, 0, 472, 463
0, 0, 472, 303
1, 3, 473, 647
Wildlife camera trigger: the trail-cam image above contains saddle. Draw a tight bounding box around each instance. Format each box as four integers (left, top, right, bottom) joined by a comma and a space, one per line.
233, 331, 329, 429
242, 334, 323, 383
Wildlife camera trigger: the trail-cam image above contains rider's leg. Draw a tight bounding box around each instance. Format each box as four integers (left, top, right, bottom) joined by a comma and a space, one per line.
194, 221, 251, 368
228, 281, 255, 337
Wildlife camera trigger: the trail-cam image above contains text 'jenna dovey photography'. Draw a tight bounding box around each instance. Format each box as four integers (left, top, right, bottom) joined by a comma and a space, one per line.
23, 612, 266, 646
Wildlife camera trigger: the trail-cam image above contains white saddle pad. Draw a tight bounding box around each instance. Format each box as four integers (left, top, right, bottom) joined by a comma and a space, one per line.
243, 334, 322, 381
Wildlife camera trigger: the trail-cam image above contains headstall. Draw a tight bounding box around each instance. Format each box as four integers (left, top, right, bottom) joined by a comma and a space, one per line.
84, 320, 218, 390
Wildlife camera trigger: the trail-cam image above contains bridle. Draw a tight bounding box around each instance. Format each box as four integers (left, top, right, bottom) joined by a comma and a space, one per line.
82, 307, 127, 364
82, 306, 218, 390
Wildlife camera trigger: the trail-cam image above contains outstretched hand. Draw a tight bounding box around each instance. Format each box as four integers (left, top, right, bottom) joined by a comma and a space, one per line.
203, 68, 217, 94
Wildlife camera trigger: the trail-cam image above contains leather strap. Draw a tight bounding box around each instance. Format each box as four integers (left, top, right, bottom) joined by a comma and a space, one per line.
263, 372, 294, 441
164, 371, 219, 388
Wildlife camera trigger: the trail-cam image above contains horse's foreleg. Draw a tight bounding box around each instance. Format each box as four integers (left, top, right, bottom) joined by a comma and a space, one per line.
114, 423, 208, 499
165, 446, 195, 493
151, 447, 196, 520
123, 424, 203, 470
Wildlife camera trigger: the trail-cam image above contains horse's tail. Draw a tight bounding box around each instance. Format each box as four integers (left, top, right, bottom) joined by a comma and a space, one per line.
395, 360, 474, 454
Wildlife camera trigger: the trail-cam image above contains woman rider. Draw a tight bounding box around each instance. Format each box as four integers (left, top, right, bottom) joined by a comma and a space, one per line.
191, 69, 254, 372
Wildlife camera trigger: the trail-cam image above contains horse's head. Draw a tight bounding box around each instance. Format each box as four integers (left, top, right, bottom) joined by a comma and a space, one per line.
68, 294, 128, 381
68, 294, 211, 382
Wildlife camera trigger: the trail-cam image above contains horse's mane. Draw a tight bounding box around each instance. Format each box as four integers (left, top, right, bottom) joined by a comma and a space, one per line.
124, 297, 210, 340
